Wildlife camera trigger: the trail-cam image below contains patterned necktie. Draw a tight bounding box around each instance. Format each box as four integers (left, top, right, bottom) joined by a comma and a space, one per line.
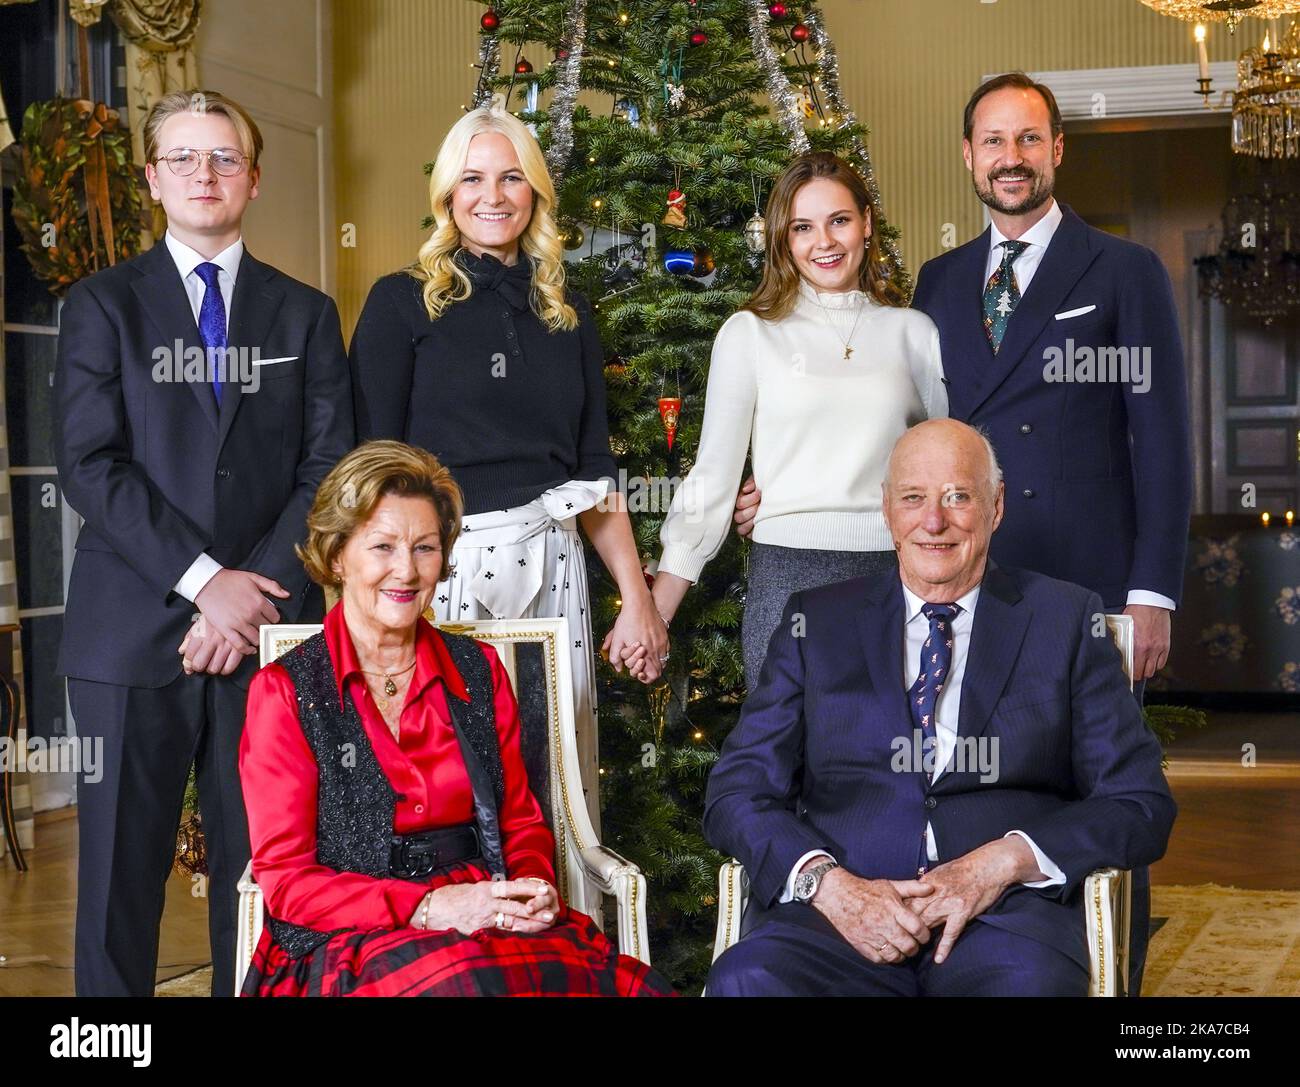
982, 240, 1028, 354
909, 602, 960, 874
195, 262, 227, 408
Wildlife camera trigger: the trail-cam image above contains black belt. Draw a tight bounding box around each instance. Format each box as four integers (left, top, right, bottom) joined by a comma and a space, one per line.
389, 824, 482, 880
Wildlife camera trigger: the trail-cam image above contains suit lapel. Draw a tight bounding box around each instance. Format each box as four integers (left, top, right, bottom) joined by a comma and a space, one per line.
130, 243, 218, 431
967, 205, 1102, 417
955, 564, 1029, 745
218, 249, 286, 452
857, 574, 908, 732
943, 232, 999, 417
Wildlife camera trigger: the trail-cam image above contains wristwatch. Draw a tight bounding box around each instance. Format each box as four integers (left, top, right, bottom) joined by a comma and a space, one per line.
793, 859, 839, 904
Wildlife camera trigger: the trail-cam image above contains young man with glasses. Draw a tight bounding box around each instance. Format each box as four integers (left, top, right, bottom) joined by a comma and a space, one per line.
54, 89, 354, 996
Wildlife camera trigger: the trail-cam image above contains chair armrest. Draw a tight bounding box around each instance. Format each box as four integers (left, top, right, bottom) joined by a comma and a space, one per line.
712, 860, 750, 963
1084, 866, 1131, 997
579, 846, 651, 966
236, 860, 263, 995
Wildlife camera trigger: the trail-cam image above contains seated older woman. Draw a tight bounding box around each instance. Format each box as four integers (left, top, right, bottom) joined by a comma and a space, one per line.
238, 440, 673, 996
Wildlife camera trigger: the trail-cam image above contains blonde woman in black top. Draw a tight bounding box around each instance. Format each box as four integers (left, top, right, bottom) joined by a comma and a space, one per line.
350, 107, 667, 820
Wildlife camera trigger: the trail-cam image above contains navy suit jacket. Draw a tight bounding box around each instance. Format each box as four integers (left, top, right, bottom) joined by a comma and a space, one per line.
703, 564, 1176, 968
54, 242, 355, 689
912, 205, 1192, 607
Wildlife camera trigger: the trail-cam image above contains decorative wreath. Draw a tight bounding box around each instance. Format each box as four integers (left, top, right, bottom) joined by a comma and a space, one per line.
10, 97, 144, 294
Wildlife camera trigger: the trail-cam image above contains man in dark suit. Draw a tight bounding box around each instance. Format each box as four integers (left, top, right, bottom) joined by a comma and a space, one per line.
705, 419, 1174, 997
55, 89, 354, 996
909, 74, 1192, 994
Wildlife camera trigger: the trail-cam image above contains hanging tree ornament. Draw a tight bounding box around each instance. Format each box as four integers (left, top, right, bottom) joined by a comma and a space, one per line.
558, 222, 585, 250
769, 2, 788, 19
661, 44, 686, 111
659, 396, 683, 450
690, 28, 709, 46
662, 167, 687, 229
744, 175, 767, 255
790, 21, 810, 43
515, 57, 533, 74
481, 5, 500, 31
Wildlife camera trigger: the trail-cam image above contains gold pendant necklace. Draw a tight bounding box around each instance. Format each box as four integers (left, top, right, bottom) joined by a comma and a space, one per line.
361, 658, 416, 709
811, 290, 866, 361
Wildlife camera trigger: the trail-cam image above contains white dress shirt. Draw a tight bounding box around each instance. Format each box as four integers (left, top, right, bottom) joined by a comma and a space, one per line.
985, 199, 1174, 613
781, 577, 1066, 902
164, 232, 244, 603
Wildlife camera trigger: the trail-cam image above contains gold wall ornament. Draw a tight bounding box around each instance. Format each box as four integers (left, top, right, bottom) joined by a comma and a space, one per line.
69, 0, 110, 27
109, 0, 202, 51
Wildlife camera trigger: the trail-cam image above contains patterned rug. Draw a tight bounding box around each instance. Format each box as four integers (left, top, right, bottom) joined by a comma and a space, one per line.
154, 885, 1300, 996
155, 966, 214, 997
1145, 884, 1300, 996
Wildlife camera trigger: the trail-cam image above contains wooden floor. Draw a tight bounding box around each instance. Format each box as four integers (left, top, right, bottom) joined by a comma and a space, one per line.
1, 710, 1296, 996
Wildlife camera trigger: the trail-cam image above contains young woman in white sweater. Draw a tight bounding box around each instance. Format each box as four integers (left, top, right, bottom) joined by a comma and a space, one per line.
648, 152, 948, 687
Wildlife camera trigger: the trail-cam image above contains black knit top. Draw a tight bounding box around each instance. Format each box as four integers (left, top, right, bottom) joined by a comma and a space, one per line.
348, 249, 618, 515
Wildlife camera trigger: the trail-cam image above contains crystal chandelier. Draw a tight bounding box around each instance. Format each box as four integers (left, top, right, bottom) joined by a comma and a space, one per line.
1233, 20, 1300, 155
1196, 159, 1300, 323
1140, 1, 1300, 34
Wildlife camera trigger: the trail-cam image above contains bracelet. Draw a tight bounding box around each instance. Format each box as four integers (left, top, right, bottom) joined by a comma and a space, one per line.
418, 891, 432, 930
657, 610, 671, 629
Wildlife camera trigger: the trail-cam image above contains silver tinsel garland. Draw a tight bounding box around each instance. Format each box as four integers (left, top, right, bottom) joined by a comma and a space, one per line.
473, 28, 502, 108
803, 5, 906, 281
544, 0, 588, 183
746, 0, 810, 155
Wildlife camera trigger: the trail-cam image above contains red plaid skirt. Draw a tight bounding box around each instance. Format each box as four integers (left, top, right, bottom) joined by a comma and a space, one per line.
241, 865, 674, 997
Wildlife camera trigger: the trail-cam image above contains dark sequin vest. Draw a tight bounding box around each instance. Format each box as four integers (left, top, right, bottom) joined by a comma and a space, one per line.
266, 626, 507, 960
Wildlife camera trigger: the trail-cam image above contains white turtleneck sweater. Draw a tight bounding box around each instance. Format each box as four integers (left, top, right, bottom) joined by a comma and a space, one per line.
657, 280, 947, 583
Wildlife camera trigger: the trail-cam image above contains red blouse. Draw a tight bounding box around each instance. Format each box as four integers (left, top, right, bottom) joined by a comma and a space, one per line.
238, 601, 556, 933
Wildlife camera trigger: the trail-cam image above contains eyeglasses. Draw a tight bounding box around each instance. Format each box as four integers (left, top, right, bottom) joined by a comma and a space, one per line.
156, 148, 249, 177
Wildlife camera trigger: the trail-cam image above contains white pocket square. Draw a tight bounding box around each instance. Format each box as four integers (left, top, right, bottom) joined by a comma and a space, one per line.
250, 356, 299, 366
1054, 305, 1097, 321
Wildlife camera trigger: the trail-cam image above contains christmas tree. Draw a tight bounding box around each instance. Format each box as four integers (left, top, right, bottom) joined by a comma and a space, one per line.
463, 0, 905, 990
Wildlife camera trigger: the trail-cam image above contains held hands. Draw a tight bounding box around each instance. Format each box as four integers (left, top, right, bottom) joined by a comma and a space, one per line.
600, 593, 669, 685
194, 568, 290, 655
811, 838, 1040, 966
810, 866, 933, 965
178, 617, 245, 676
906, 838, 1043, 964
410, 877, 558, 936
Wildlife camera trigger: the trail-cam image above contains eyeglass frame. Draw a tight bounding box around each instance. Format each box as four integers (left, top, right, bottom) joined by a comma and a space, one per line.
154, 147, 252, 178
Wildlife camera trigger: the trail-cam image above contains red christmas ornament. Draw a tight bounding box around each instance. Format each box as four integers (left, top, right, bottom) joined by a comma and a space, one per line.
769, 3, 788, 20
481, 7, 499, 31
690, 29, 709, 46
515, 58, 534, 74
790, 22, 810, 43
659, 397, 683, 450
555, 46, 570, 61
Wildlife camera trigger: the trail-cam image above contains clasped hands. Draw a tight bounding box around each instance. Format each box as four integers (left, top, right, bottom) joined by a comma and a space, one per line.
178, 568, 291, 676
408, 876, 558, 936
810, 837, 1042, 966
600, 593, 670, 686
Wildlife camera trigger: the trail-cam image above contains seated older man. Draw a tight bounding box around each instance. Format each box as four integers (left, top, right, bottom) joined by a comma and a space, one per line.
704, 418, 1175, 997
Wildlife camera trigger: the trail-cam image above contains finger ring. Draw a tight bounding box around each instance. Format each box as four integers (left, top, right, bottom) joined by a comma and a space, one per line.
659, 654, 669, 663
877, 942, 888, 952
495, 911, 505, 928
529, 877, 549, 889
182, 658, 193, 669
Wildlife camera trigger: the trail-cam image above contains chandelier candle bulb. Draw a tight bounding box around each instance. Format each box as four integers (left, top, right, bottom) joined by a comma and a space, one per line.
1195, 23, 1210, 80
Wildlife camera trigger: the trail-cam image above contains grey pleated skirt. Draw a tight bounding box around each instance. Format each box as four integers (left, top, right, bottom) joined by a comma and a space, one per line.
742, 543, 898, 690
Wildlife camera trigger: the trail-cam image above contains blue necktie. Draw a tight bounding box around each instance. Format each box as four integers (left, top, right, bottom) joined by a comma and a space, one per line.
195, 262, 226, 409
982, 240, 1028, 354
909, 602, 960, 874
